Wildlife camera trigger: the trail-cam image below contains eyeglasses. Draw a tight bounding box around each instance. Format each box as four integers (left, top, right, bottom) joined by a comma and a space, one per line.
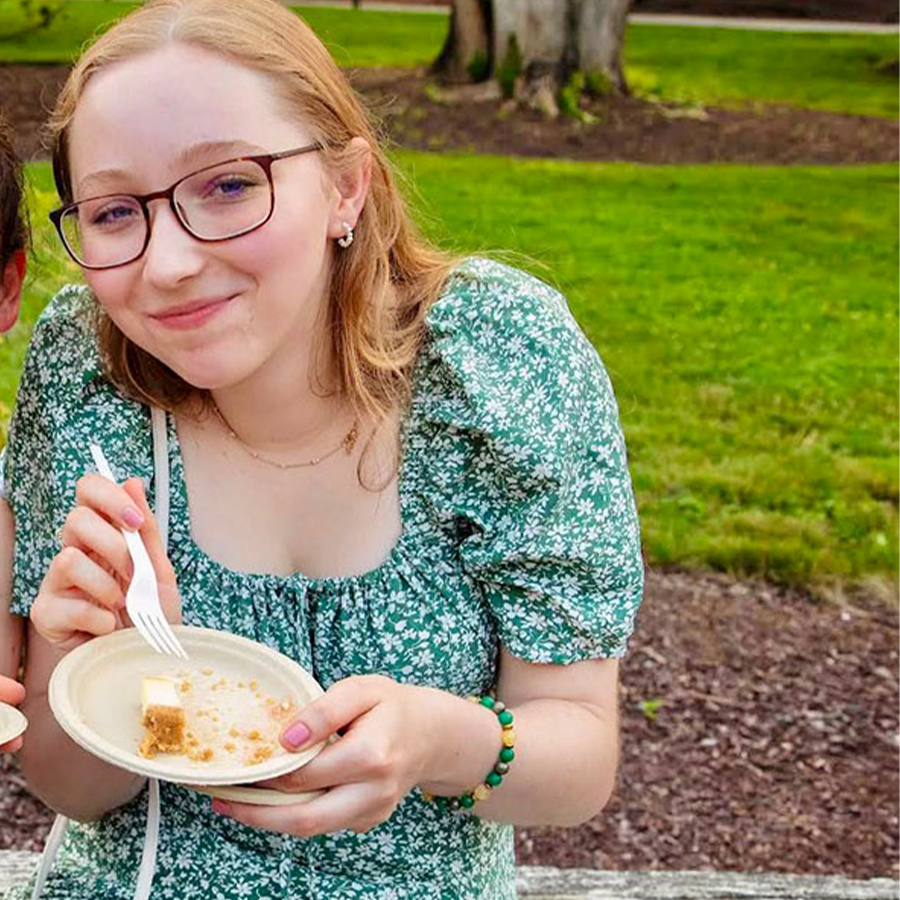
49, 143, 323, 270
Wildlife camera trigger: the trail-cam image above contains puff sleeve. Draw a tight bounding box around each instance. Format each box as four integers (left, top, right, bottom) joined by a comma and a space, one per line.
413, 259, 643, 664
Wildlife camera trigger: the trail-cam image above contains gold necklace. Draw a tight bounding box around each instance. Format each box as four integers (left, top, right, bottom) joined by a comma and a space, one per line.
211, 400, 359, 470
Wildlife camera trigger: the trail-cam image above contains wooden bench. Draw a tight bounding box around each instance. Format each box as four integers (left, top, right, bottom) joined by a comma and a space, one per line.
1, 851, 897, 898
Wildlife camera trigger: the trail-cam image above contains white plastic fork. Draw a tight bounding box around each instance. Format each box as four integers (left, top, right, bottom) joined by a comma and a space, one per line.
88, 442, 189, 660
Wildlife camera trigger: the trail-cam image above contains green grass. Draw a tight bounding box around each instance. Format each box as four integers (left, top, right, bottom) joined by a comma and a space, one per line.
0, 3, 895, 117
626, 26, 899, 119
0, 1, 139, 63
4, 158, 897, 592
0, 1, 448, 65
396, 154, 898, 591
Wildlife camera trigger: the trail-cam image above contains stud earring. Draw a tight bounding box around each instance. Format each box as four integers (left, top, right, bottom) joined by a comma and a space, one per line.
337, 221, 354, 248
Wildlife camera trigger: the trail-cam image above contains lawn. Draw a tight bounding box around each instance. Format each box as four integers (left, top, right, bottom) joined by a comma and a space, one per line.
0, 3, 896, 117
4, 158, 897, 591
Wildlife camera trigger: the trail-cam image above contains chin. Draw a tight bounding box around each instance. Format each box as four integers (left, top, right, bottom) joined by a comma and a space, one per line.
165, 361, 247, 393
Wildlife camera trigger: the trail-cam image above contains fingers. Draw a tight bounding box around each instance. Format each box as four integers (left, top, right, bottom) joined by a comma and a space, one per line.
33, 590, 118, 643
259, 720, 394, 795
0, 736, 23, 753
59, 506, 132, 583
0, 676, 25, 707
30, 471, 180, 653
122, 479, 177, 586
279, 676, 386, 753
76, 474, 145, 532
46, 548, 125, 611
212, 781, 393, 838
31, 548, 122, 648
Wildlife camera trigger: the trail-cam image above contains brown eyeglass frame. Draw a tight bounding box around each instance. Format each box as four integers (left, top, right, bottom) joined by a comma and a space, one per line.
49, 142, 324, 270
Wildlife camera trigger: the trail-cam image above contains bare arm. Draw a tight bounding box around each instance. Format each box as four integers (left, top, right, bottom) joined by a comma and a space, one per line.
419, 650, 619, 826
0, 498, 27, 753
18, 621, 146, 821
0, 498, 22, 682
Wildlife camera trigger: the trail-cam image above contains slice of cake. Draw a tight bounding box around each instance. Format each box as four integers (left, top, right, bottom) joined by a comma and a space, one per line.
139, 676, 186, 758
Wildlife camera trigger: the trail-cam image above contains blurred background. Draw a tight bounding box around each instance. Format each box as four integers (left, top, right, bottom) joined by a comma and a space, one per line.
0, 0, 897, 883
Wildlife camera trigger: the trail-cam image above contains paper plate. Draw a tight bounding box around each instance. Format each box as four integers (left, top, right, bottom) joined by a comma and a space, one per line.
49, 626, 325, 786
0, 702, 27, 745
187, 783, 325, 807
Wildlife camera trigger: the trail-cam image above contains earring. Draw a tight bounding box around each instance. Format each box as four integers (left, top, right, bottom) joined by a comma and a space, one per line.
337, 221, 354, 248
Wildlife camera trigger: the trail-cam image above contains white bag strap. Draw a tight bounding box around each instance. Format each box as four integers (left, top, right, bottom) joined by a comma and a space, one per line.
135, 405, 171, 899
29, 813, 67, 900
151, 406, 170, 550
31, 407, 171, 900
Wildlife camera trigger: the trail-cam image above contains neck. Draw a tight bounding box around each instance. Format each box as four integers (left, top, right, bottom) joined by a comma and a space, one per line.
208, 309, 349, 454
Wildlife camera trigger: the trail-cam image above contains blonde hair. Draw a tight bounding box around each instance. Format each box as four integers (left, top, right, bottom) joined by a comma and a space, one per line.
49, 0, 456, 458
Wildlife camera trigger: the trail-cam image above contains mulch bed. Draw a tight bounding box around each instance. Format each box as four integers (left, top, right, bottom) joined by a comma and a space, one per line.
2, 567, 898, 879
1, 64, 897, 166
350, 67, 898, 165
0, 61, 897, 880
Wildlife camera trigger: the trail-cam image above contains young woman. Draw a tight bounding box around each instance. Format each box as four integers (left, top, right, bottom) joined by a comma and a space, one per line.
4, 0, 643, 896
0, 109, 27, 754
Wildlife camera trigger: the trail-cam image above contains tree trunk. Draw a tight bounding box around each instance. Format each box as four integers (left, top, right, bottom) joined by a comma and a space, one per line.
434, 0, 632, 113
431, 0, 492, 83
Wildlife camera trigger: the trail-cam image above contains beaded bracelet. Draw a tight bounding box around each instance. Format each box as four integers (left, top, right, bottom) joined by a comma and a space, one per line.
424, 694, 516, 813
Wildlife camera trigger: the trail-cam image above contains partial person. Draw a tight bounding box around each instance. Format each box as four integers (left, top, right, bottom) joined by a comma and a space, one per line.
0, 109, 27, 754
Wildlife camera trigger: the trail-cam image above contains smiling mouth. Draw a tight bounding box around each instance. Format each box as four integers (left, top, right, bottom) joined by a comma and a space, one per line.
151, 296, 235, 329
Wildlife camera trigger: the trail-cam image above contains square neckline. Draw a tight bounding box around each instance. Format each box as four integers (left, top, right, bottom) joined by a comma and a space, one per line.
162, 406, 421, 593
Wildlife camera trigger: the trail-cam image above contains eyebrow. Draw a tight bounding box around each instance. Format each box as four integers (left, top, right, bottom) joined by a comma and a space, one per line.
75, 139, 268, 198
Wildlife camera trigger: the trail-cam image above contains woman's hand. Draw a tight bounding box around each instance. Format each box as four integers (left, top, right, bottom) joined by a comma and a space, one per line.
0, 675, 25, 752
30, 475, 181, 654
211, 674, 446, 837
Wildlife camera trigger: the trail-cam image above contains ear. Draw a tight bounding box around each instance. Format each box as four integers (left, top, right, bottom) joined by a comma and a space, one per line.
0, 250, 25, 333
326, 137, 372, 241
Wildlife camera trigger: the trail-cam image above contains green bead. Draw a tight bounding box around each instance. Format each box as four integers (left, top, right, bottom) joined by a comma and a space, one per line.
486, 771, 503, 787
480, 696, 496, 709
498, 710, 513, 726
499, 747, 515, 763
494, 761, 510, 775
435, 796, 449, 810
461, 794, 475, 809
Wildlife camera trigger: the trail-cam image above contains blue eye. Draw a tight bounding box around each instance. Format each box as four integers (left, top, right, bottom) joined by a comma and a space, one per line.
90, 202, 140, 228
206, 176, 256, 201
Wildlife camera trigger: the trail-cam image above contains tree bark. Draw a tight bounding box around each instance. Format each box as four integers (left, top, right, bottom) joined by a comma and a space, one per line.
436, 0, 632, 102
431, 0, 492, 83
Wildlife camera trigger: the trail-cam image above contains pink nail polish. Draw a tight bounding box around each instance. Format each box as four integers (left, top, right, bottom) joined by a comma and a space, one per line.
122, 507, 144, 529
284, 721, 310, 749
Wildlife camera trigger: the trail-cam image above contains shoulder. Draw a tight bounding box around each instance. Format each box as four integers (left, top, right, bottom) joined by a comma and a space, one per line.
31, 283, 96, 341
426, 256, 579, 348
410, 258, 624, 498
419, 258, 613, 434
20, 284, 103, 408
11, 283, 147, 473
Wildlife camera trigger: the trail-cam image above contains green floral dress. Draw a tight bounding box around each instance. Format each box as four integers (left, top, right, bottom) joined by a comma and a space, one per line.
4, 258, 643, 900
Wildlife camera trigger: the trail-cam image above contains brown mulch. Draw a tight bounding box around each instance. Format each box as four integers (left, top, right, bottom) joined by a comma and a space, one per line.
351, 67, 898, 165
1, 64, 897, 166
2, 567, 897, 879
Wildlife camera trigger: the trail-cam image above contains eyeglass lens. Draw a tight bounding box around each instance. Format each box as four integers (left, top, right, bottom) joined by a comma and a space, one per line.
60, 158, 273, 268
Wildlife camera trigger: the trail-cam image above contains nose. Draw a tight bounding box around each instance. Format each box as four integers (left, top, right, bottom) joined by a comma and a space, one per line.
140, 199, 205, 289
